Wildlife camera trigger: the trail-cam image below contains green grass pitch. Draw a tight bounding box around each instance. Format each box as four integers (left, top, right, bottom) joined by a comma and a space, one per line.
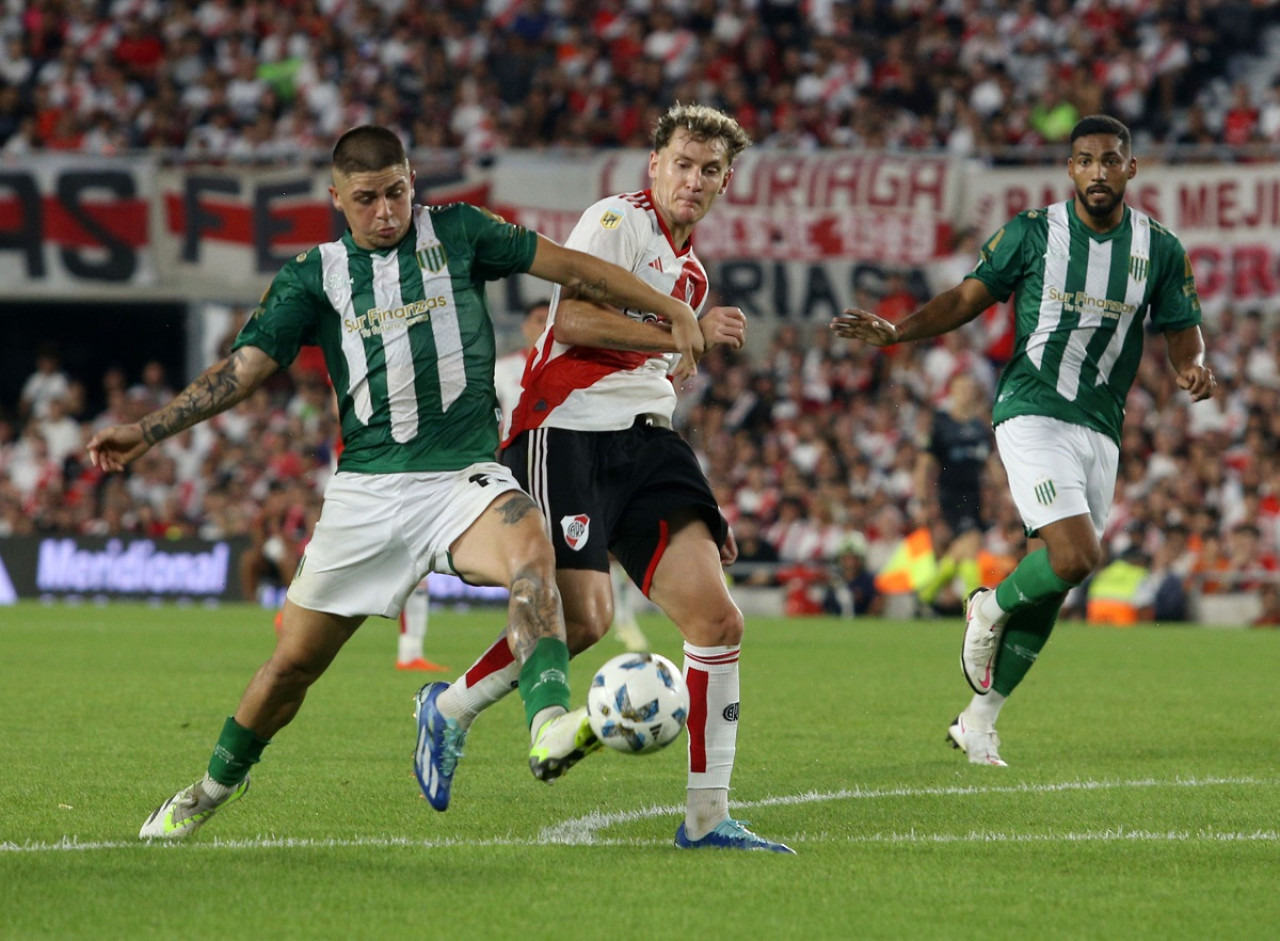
1, 601, 1276, 940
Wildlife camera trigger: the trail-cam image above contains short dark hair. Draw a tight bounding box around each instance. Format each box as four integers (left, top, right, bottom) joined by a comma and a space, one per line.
332, 125, 408, 175
1070, 114, 1131, 150
653, 103, 752, 165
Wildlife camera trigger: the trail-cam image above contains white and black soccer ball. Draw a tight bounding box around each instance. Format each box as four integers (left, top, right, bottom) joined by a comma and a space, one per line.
586, 652, 689, 754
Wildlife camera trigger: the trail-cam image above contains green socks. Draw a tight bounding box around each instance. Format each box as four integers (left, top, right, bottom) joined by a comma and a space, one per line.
207, 716, 271, 787
518, 637, 572, 729
995, 548, 1077, 613
992, 591, 1068, 696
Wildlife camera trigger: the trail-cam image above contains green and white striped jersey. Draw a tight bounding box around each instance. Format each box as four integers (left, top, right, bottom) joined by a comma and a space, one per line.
233, 203, 538, 473
969, 201, 1202, 444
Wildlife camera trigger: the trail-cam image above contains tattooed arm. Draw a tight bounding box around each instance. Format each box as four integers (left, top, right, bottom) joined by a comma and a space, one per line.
87, 346, 280, 472
526, 234, 704, 380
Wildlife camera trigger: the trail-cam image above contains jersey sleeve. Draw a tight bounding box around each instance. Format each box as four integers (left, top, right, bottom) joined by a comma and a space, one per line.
562, 197, 647, 272
456, 203, 539, 281
231, 257, 320, 368
964, 213, 1031, 303
1147, 231, 1202, 332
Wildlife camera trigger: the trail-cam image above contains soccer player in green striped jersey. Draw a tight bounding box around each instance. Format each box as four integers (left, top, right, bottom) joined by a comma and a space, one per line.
87, 125, 708, 840
832, 115, 1216, 766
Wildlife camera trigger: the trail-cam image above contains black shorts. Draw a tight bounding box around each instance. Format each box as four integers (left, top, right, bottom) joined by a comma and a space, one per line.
502, 418, 727, 595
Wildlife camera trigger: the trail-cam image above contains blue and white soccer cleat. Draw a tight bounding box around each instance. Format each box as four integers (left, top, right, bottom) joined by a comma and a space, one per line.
413, 682, 468, 811
674, 818, 796, 854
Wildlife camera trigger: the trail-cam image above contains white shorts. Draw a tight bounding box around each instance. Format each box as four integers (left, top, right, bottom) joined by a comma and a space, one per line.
995, 415, 1119, 539
286, 463, 522, 619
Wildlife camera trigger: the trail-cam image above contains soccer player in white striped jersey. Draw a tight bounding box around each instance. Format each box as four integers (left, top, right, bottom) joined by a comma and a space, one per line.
87, 124, 707, 840
832, 114, 1216, 766
422, 103, 794, 853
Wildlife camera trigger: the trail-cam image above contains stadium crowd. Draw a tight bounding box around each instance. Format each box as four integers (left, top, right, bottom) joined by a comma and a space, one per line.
1, 0, 1279, 160
5, 298, 1280, 625
4, 0, 1280, 623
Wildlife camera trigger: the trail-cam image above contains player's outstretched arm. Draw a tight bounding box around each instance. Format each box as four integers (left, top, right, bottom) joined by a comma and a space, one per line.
1165, 325, 1216, 402
831, 279, 997, 347
87, 346, 280, 472
527, 235, 704, 376
553, 302, 744, 354
828, 307, 899, 346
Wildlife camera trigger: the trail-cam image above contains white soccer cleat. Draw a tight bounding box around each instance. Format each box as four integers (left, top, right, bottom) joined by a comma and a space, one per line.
946, 713, 1008, 767
139, 776, 250, 840
960, 587, 1004, 695
528, 707, 601, 782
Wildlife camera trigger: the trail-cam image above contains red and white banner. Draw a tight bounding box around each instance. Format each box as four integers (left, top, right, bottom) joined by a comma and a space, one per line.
153, 153, 481, 297
0, 155, 156, 288
1, 152, 1277, 315
494, 149, 960, 265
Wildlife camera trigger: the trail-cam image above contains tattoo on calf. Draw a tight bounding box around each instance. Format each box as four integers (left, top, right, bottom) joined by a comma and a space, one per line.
508, 567, 562, 662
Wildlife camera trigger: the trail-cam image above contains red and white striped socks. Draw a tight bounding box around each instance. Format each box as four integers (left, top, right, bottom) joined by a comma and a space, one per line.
437, 636, 519, 728
682, 642, 740, 837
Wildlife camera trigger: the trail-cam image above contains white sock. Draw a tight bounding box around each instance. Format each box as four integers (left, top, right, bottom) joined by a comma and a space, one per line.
437, 635, 520, 729
530, 705, 566, 743
199, 773, 234, 802
684, 787, 729, 840
977, 590, 1007, 624
683, 642, 740, 832
966, 690, 1006, 731
397, 582, 429, 662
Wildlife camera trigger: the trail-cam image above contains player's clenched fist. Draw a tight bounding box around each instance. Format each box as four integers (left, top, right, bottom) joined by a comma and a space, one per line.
700, 306, 747, 350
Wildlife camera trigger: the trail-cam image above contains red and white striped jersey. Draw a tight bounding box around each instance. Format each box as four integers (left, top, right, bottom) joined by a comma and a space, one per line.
506, 190, 709, 438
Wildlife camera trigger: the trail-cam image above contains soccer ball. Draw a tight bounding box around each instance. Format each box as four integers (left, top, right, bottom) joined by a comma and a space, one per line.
587, 652, 689, 754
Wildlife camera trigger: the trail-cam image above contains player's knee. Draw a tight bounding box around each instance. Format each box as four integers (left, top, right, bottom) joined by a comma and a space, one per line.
563, 590, 612, 651
1051, 544, 1101, 584
262, 649, 325, 692
565, 612, 610, 651
682, 602, 743, 647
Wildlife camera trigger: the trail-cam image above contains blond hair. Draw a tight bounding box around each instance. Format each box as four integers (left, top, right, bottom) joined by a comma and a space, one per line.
653, 103, 752, 165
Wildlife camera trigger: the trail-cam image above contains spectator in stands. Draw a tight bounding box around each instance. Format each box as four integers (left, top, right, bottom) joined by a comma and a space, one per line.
239, 480, 316, 607
6, 425, 61, 501
38, 397, 83, 467
20, 345, 70, 423
1086, 546, 1152, 627
0, 0, 1271, 160
1251, 584, 1280, 627
727, 512, 781, 587
1225, 522, 1279, 590
823, 533, 882, 618
1145, 537, 1191, 623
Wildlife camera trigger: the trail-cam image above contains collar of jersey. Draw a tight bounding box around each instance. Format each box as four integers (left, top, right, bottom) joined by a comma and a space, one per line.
342, 224, 414, 256
1068, 202, 1130, 242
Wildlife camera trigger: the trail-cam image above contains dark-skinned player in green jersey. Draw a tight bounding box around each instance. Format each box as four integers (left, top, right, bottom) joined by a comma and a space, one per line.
88, 125, 710, 839
831, 115, 1216, 766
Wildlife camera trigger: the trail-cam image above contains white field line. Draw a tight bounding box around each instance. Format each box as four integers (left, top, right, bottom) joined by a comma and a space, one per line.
2, 776, 1274, 854
538, 774, 1272, 844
